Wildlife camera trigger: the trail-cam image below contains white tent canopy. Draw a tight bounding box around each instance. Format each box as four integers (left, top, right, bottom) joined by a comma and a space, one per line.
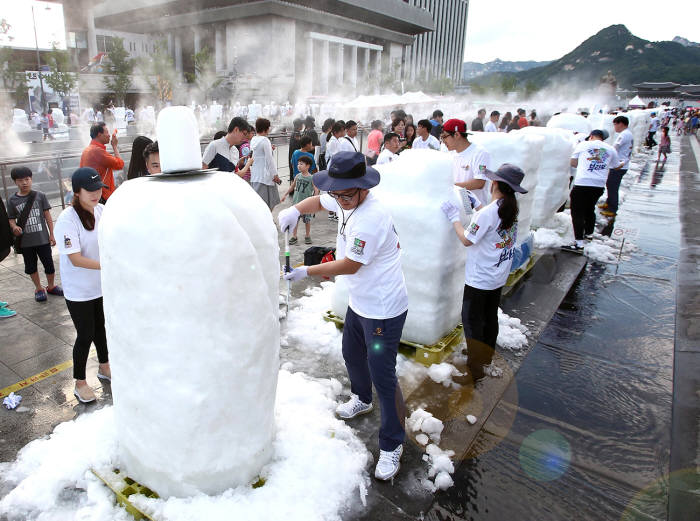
628, 95, 646, 108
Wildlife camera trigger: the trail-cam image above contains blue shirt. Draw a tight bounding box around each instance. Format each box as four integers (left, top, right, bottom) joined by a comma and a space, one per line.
291, 150, 317, 177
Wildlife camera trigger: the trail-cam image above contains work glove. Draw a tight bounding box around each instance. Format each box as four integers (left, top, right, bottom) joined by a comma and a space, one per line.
278, 206, 301, 233
440, 201, 461, 223
283, 266, 308, 282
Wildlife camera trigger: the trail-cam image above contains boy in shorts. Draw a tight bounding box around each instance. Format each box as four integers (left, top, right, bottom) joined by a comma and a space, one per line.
281, 155, 318, 244
7, 167, 63, 301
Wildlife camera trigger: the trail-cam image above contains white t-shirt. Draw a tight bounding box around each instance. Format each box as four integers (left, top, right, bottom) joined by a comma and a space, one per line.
377, 148, 398, 165
55, 205, 104, 302
202, 136, 240, 168
337, 136, 359, 153
464, 200, 517, 290
320, 193, 408, 319
484, 120, 498, 132
325, 136, 341, 164
613, 128, 633, 169
249, 135, 276, 185
571, 140, 621, 187
649, 117, 660, 132
452, 144, 491, 205
411, 134, 441, 150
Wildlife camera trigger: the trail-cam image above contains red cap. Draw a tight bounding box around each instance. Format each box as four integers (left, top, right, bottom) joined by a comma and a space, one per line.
442, 118, 468, 134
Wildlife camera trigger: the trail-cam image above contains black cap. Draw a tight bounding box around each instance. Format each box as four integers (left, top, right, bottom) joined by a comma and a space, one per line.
312, 151, 380, 191
586, 129, 609, 141
72, 167, 108, 193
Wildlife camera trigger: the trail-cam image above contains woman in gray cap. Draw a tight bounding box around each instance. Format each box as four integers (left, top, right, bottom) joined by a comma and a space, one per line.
441, 163, 527, 380
278, 151, 408, 481
54, 167, 112, 403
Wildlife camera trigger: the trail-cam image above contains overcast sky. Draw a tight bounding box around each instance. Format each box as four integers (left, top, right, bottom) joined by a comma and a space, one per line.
464, 0, 700, 63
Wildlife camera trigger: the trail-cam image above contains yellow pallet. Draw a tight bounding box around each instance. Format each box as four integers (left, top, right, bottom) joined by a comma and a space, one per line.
91, 468, 158, 521
502, 253, 538, 296
92, 469, 267, 520
323, 311, 463, 366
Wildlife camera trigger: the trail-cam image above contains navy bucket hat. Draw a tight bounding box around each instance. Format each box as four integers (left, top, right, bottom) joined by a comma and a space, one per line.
313, 151, 380, 191
484, 163, 528, 194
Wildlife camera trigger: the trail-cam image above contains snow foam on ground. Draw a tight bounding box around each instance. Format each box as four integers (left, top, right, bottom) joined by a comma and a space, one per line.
497, 308, 529, 351
0, 371, 370, 521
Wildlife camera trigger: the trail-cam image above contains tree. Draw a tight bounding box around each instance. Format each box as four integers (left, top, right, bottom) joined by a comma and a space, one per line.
0, 46, 30, 107
524, 80, 539, 98
188, 46, 228, 103
44, 45, 77, 100
500, 75, 517, 94
103, 37, 132, 105
137, 39, 175, 106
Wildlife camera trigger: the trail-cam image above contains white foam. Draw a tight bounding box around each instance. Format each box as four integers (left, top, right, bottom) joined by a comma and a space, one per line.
99, 171, 280, 497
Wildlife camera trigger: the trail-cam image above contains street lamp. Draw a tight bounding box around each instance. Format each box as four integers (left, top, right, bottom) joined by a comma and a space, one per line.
30, 2, 51, 113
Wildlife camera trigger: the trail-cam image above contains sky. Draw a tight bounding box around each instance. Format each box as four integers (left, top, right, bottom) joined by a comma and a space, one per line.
464, 0, 700, 63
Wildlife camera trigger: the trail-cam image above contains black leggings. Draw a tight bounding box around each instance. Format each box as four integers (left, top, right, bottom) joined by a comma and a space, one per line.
65, 297, 109, 380
570, 185, 605, 240
462, 284, 502, 379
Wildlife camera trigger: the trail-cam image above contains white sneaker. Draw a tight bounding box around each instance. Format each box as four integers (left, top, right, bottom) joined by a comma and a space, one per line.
375, 445, 403, 480
335, 394, 373, 419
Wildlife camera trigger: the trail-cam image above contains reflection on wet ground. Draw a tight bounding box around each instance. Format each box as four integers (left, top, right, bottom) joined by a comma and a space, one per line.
426, 149, 680, 520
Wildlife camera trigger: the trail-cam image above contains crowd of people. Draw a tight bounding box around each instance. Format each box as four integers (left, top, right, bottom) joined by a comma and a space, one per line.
0, 98, 696, 480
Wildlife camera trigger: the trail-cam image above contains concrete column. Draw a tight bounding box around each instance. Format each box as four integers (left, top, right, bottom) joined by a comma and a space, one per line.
175, 34, 183, 73
193, 27, 201, 56
167, 33, 173, 58
337, 43, 344, 86
375, 50, 382, 79
86, 8, 97, 58
215, 25, 224, 73
321, 39, 330, 95
349, 45, 358, 91
305, 36, 314, 96
362, 47, 370, 80
225, 22, 235, 73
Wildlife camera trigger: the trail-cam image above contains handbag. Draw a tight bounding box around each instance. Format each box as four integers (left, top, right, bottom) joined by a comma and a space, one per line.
12, 190, 38, 254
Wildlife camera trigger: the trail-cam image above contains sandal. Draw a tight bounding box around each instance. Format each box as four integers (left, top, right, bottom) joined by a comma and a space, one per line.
289, 237, 298, 245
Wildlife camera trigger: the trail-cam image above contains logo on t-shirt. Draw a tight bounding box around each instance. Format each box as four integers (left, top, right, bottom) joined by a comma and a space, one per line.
586, 148, 610, 171
64, 235, 72, 248
351, 238, 366, 256
495, 227, 515, 249
469, 223, 480, 234
479, 164, 487, 172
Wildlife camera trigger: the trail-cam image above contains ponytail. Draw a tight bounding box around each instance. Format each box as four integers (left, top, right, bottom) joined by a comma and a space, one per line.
496, 181, 518, 231
72, 193, 96, 231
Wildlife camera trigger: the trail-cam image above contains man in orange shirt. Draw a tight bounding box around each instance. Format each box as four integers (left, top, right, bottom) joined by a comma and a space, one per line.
80, 122, 124, 202
517, 108, 529, 129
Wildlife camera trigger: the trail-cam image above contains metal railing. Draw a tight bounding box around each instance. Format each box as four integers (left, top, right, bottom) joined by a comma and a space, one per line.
1, 128, 370, 214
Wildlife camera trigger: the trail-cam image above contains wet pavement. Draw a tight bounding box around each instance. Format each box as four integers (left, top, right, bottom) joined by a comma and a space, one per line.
1, 136, 698, 520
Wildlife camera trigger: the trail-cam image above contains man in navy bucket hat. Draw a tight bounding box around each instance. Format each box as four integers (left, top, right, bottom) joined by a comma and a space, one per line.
278, 151, 409, 481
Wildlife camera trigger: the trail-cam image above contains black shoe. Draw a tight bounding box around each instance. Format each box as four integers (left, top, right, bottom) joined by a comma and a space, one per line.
562, 244, 584, 252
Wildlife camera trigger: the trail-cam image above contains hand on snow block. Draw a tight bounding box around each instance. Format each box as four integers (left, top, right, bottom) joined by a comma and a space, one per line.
440, 201, 461, 223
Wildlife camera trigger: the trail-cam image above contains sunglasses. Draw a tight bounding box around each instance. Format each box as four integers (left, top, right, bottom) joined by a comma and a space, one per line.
329, 189, 360, 202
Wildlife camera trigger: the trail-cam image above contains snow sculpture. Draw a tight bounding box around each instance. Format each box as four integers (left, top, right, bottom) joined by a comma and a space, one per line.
627, 110, 651, 153
469, 131, 544, 245
156, 106, 202, 173
100, 106, 280, 497
516, 126, 575, 227
331, 150, 468, 346
587, 113, 616, 144
11, 109, 31, 132
546, 113, 592, 135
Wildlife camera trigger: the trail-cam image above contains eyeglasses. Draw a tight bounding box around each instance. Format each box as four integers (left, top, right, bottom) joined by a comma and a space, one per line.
329, 189, 360, 202
440, 132, 455, 141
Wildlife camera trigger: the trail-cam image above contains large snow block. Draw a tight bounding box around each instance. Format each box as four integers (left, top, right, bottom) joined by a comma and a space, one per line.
627, 110, 651, 153
587, 113, 616, 144
517, 126, 575, 227
332, 150, 467, 346
468, 132, 544, 245
546, 113, 592, 135
99, 172, 280, 498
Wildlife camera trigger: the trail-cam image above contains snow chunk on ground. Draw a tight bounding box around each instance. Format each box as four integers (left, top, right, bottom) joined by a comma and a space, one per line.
420, 444, 456, 492
406, 408, 444, 444
497, 308, 529, 351
533, 212, 575, 249
0, 370, 370, 521
426, 363, 463, 388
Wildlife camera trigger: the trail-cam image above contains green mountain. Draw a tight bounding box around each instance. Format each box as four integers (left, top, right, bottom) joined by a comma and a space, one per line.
472, 25, 700, 90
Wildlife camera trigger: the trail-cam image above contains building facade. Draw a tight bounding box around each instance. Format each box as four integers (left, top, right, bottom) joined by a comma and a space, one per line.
90, 0, 437, 99
402, 0, 469, 84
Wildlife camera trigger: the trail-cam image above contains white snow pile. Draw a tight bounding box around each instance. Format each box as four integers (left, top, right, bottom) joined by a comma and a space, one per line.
0, 370, 370, 521
584, 234, 637, 264
282, 281, 343, 361
533, 212, 575, 249
395, 353, 429, 392
497, 308, 529, 351
406, 409, 456, 492
426, 362, 463, 388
